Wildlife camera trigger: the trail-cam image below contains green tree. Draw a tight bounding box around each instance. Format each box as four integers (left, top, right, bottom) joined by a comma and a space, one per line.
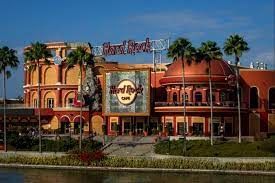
0, 46, 19, 152
24, 42, 52, 152
66, 46, 93, 151
223, 34, 249, 143
167, 38, 196, 155
197, 41, 223, 145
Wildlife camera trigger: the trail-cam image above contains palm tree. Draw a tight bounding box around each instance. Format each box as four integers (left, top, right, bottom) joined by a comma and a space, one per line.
66, 46, 93, 151
24, 42, 52, 153
0, 46, 19, 152
197, 41, 223, 146
223, 34, 249, 143
167, 38, 196, 155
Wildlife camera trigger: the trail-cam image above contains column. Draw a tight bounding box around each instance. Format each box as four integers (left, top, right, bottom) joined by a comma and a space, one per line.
202, 89, 207, 103
57, 65, 62, 84
56, 89, 61, 107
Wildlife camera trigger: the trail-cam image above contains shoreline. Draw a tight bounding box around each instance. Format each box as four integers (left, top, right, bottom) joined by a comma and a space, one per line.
1, 163, 275, 176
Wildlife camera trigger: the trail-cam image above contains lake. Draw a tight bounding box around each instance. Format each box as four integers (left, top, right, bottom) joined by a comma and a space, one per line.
0, 168, 275, 183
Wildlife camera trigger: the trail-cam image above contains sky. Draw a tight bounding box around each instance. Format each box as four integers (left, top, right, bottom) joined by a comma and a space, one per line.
0, 0, 274, 98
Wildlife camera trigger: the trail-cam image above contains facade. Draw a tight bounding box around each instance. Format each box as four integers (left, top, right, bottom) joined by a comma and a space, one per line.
1, 42, 275, 139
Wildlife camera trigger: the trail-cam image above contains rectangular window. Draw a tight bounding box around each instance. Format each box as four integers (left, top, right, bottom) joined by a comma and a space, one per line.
67, 98, 74, 107
50, 49, 56, 57
33, 99, 38, 108
111, 122, 117, 131
47, 98, 54, 108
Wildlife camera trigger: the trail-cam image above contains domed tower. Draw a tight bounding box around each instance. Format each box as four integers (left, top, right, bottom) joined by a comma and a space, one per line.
155, 59, 241, 137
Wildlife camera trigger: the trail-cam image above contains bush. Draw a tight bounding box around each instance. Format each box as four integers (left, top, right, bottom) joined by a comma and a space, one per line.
69, 150, 106, 165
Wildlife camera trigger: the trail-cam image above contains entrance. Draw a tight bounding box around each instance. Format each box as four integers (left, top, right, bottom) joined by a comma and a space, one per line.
224, 123, 233, 136
61, 122, 70, 134
124, 122, 131, 135
193, 123, 203, 136
60, 116, 70, 134
166, 123, 173, 136
136, 122, 144, 135
177, 123, 186, 135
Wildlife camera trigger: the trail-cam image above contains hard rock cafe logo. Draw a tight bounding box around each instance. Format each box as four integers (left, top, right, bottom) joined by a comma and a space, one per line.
102, 38, 151, 56
109, 80, 143, 105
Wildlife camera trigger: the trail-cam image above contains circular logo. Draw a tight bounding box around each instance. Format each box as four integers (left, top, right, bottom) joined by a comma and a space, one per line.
53, 55, 62, 65
116, 80, 137, 105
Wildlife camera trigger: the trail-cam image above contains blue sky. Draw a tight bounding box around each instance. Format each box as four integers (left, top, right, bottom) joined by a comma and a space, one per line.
0, 0, 274, 98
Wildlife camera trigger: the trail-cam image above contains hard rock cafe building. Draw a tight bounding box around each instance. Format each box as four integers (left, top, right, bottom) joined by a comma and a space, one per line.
1, 41, 275, 139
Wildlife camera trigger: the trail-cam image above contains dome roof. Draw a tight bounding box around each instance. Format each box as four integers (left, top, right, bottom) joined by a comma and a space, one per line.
160, 59, 235, 85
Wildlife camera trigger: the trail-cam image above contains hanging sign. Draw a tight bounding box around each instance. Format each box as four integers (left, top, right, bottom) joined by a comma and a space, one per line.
102, 38, 151, 56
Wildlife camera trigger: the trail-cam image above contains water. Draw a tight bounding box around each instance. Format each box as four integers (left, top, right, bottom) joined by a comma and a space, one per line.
0, 168, 275, 183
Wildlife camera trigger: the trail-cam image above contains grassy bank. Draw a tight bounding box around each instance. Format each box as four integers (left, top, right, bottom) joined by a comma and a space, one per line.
155, 137, 275, 157
1, 155, 275, 171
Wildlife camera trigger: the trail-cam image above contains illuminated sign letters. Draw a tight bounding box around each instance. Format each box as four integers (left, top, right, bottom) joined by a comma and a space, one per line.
102, 38, 151, 56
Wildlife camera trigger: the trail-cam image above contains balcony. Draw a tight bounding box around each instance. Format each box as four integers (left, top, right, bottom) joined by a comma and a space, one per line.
154, 101, 241, 107
154, 101, 248, 113
0, 104, 54, 116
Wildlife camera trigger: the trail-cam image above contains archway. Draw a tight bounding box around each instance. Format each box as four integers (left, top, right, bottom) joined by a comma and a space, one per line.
60, 116, 70, 134
73, 116, 85, 134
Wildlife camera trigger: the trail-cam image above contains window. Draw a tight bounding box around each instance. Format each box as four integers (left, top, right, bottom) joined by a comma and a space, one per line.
195, 92, 202, 102
220, 92, 227, 101
67, 98, 74, 107
250, 87, 259, 108
173, 92, 177, 102
46, 98, 54, 108
207, 92, 216, 102
33, 99, 38, 108
50, 49, 56, 57
269, 88, 275, 109
182, 92, 188, 102
111, 122, 118, 131
66, 49, 73, 56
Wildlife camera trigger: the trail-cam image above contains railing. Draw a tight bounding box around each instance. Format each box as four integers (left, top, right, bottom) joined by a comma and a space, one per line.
0, 104, 30, 109
154, 101, 248, 108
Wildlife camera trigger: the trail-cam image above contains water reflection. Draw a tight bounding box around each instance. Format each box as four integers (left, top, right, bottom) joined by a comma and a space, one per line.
0, 168, 275, 183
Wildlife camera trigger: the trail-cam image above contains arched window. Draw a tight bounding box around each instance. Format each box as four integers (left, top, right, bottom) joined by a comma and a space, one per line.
182, 92, 188, 102
269, 87, 275, 109
173, 92, 177, 102
195, 92, 202, 102
250, 87, 259, 108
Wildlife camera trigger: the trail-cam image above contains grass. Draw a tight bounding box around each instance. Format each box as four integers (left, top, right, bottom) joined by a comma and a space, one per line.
155, 137, 275, 157
1, 155, 275, 171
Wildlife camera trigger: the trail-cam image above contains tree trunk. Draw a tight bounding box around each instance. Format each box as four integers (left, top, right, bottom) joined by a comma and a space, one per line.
209, 62, 214, 146
3, 69, 7, 152
79, 65, 83, 151
235, 57, 241, 143
181, 58, 187, 155
38, 61, 42, 153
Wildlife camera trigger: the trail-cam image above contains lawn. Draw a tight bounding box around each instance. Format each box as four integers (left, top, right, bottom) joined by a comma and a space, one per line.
154, 136, 275, 157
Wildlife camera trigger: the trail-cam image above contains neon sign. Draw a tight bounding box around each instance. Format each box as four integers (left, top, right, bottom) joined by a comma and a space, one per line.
102, 38, 151, 56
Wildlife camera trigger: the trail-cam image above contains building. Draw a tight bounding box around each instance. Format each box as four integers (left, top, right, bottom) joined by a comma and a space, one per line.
1, 42, 275, 139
